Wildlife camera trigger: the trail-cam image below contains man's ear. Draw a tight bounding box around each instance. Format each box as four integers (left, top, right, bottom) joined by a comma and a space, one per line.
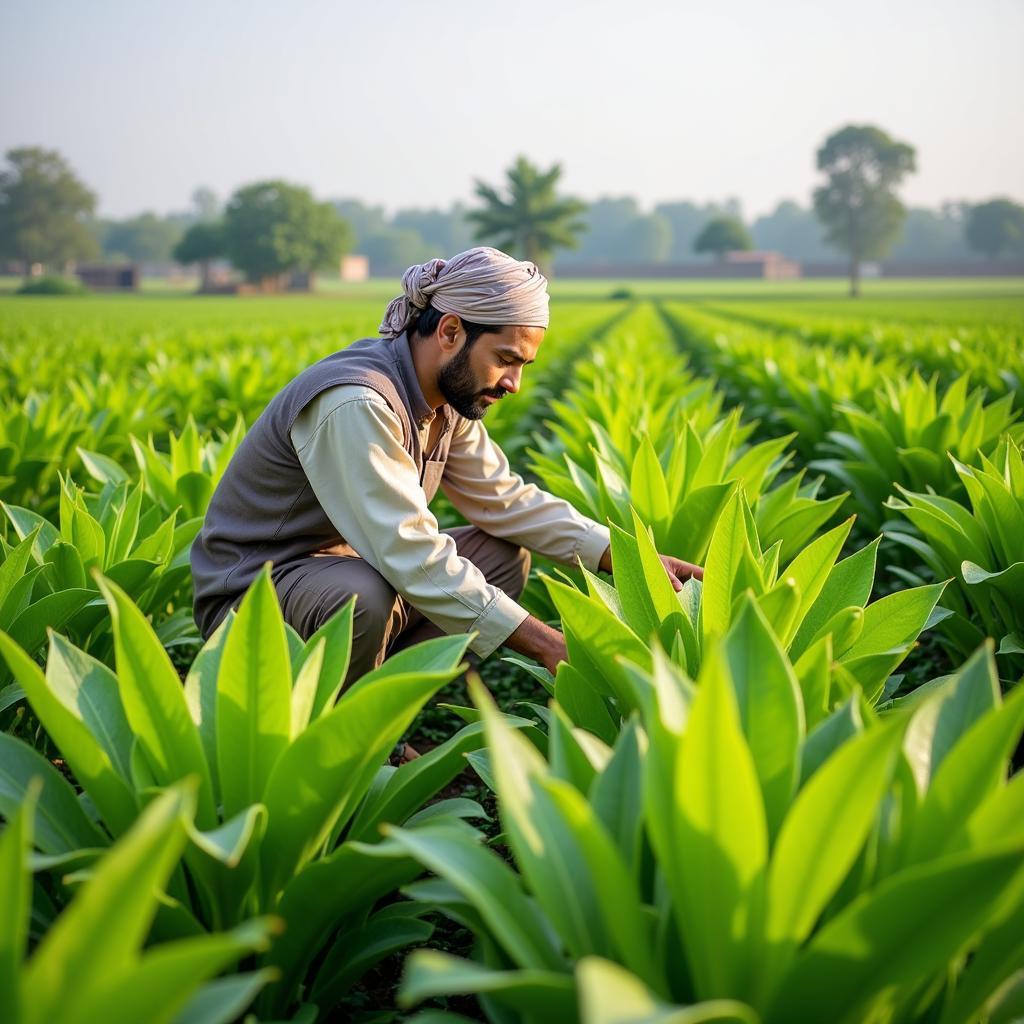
437, 313, 462, 353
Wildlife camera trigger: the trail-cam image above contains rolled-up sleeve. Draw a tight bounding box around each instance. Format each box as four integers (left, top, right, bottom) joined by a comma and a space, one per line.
441, 416, 611, 571
290, 387, 528, 658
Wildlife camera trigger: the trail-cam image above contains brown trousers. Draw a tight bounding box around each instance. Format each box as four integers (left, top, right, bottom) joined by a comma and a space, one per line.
271, 526, 530, 688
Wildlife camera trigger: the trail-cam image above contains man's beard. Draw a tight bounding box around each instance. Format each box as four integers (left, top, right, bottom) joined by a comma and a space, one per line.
438, 344, 506, 420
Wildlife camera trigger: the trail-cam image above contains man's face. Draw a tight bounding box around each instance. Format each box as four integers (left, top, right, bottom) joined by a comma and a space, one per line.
438, 324, 545, 420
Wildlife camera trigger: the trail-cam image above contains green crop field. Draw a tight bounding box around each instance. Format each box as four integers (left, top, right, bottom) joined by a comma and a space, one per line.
1, 280, 1023, 1023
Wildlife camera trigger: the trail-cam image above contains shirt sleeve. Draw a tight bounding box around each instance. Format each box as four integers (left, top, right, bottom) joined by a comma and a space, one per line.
289, 385, 529, 659
440, 415, 611, 572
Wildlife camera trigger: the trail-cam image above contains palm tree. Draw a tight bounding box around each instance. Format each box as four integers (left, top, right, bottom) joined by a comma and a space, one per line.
467, 156, 587, 275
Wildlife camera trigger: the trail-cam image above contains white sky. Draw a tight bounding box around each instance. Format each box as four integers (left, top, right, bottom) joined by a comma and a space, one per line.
2, 0, 1022, 220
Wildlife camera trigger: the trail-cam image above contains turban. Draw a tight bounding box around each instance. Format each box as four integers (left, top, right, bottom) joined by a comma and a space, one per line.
378, 246, 550, 339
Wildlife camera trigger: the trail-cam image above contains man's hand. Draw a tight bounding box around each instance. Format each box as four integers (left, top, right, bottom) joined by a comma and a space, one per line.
505, 614, 568, 676
658, 553, 704, 592
599, 544, 704, 593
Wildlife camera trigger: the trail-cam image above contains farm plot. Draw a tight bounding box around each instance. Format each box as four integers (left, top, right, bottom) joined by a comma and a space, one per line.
1, 287, 1022, 1023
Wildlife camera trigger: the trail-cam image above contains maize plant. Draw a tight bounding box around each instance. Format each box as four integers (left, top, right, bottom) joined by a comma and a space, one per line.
385, 635, 1024, 1024
1, 781, 277, 1024
0, 566, 531, 1019
886, 435, 1024, 682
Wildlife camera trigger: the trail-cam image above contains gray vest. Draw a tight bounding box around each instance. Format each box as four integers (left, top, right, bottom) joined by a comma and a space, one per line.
190, 331, 456, 638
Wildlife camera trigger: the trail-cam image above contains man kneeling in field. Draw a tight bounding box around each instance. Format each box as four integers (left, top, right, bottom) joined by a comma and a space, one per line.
190, 246, 702, 727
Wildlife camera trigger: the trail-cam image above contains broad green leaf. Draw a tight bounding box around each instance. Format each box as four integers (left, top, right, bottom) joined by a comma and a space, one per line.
62, 919, 277, 1024
789, 538, 879, 662
762, 719, 904, 993
630, 434, 671, 530
375, 824, 566, 971
350, 718, 512, 843
474, 678, 660, 987
76, 447, 130, 486
183, 612, 234, 806
310, 908, 433, 1010
0, 732, 108, 853
546, 576, 650, 711
793, 636, 832, 731
263, 838, 425, 1014
906, 683, 1024, 865
290, 637, 324, 739
576, 956, 760, 1024
549, 701, 601, 793
23, 784, 196, 1023
171, 970, 276, 1024
815, 606, 864, 658
935, 883, 1024, 1024
724, 595, 803, 839
555, 661, 619, 744
398, 950, 576, 1019
844, 582, 947, 661
902, 642, 1001, 795
631, 507, 683, 621
43, 540, 87, 590
669, 645, 767, 1000
216, 565, 291, 818
702, 491, 754, 644
589, 718, 646, 872
798, 693, 862, 787
302, 597, 354, 719
259, 647, 466, 900
0, 525, 41, 607
0, 783, 36, 1024
0, 631, 137, 836
187, 803, 266, 867
3, 503, 60, 560
610, 522, 662, 642
7, 588, 95, 656
756, 576, 801, 647
95, 573, 216, 829
775, 517, 854, 647
766, 845, 1024, 1024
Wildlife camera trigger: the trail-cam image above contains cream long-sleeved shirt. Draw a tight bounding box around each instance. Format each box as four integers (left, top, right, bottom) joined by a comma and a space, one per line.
289, 384, 611, 658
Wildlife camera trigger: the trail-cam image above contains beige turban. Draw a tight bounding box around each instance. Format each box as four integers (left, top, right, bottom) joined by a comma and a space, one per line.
378, 246, 550, 339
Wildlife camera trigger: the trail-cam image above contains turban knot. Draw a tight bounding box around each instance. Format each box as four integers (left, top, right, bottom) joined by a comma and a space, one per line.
379, 246, 549, 339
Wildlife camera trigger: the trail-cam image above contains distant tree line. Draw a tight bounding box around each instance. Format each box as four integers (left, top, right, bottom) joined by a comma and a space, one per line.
2, 132, 1024, 299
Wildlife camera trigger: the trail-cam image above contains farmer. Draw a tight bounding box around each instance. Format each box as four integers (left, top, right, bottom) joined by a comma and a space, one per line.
190, 246, 702, 695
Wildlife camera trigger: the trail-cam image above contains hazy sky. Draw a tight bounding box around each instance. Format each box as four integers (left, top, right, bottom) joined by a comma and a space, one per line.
2, 0, 1022, 221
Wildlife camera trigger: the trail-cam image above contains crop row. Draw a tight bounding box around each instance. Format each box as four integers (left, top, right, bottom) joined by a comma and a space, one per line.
1, 297, 1022, 1022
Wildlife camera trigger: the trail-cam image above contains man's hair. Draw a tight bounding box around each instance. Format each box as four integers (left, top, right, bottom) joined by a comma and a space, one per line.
412, 303, 493, 347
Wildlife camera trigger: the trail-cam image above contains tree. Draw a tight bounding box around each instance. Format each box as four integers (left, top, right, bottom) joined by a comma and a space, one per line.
890, 203, 975, 261
359, 227, 432, 276
191, 186, 221, 222
467, 155, 586, 274
223, 180, 353, 285
655, 199, 743, 261
102, 212, 183, 264
392, 204, 475, 256
751, 200, 838, 261
965, 199, 1024, 259
812, 124, 916, 297
694, 216, 752, 261
0, 146, 99, 276
330, 198, 388, 242
173, 221, 226, 290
